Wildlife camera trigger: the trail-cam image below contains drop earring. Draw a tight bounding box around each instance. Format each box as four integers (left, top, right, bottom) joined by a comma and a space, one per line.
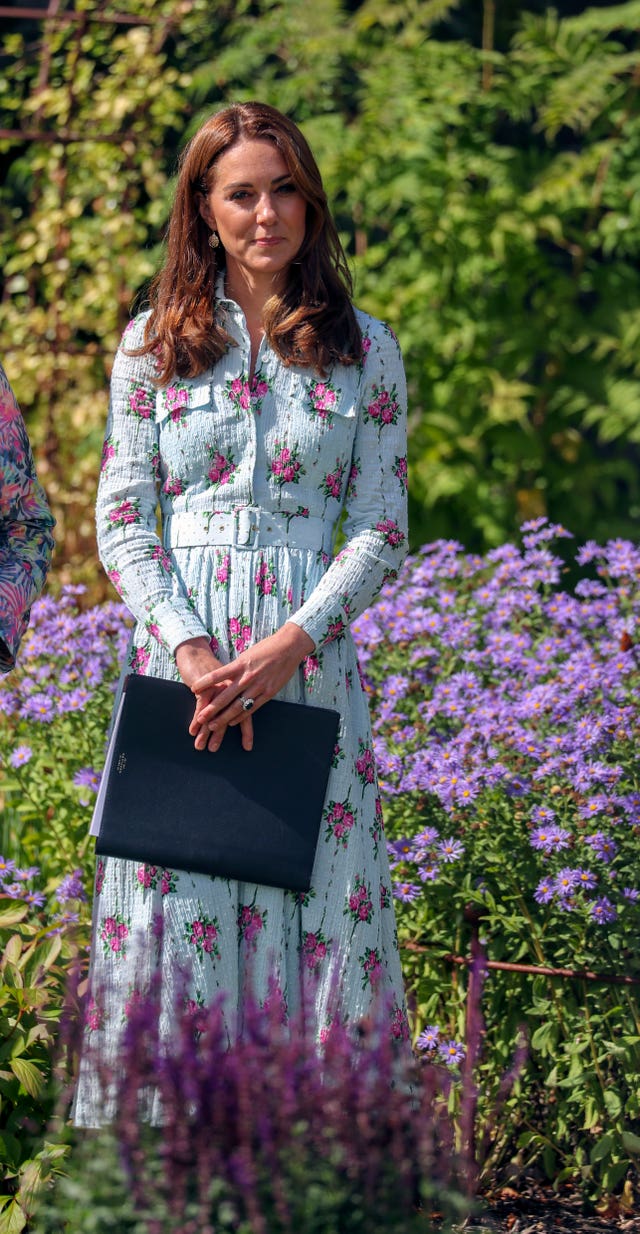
208, 230, 220, 250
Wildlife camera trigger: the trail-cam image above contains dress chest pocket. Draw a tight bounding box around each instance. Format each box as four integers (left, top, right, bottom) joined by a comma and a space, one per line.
155, 378, 212, 427
300, 372, 358, 428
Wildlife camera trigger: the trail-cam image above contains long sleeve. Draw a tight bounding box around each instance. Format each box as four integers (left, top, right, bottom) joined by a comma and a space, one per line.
95, 318, 210, 654
288, 323, 408, 650
0, 364, 55, 672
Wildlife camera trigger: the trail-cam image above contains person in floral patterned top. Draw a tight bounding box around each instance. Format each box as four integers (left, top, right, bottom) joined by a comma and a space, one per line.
0, 363, 54, 672
74, 102, 408, 1124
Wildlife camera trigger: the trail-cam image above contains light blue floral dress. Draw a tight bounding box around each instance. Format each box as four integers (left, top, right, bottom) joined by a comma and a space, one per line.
74, 285, 408, 1123
0, 363, 55, 673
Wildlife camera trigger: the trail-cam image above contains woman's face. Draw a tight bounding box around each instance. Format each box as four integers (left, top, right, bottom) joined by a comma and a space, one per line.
199, 138, 307, 288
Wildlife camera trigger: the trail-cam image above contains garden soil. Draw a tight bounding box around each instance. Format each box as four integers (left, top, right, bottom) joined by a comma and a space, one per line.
461, 1183, 640, 1232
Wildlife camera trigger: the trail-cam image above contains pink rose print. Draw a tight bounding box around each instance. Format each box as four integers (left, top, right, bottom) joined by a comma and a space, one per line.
302, 651, 323, 691
149, 445, 161, 482
308, 380, 338, 424
206, 447, 236, 490
370, 796, 385, 858
214, 552, 230, 589
225, 372, 271, 416
344, 874, 374, 926
255, 558, 277, 599
320, 458, 346, 504
228, 613, 252, 654
375, 518, 406, 549
106, 565, 122, 595
127, 384, 153, 419
285, 586, 294, 611
164, 384, 189, 425
145, 619, 166, 648
323, 616, 346, 643
390, 1003, 410, 1042
161, 869, 178, 895
150, 544, 173, 573
108, 498, 141, 528
100, 912, 130, 958
124, 988, 145, 1021
302, 929, 331, 972
346, 459, 361, 501
331, 742, 345, 769
136, 864, 175, 894
355, 740, 376, 792
324, 796, 356, 848
162, 471, 185, 499
361, 333, 372, 361
136, 863, 159, 890
183, 991, 207, 1039
85, 997, 105, 1032
100, 435, 116, 473
186, 913, 221, 959
363, 382, 400, 432
237, 903, 267, 948
358, 947, 383, 990
209, 632, 221, 656
268, 441, 305, 487
129, 644, 150, 675
95, 859, 105, 895
282, 505, 310, 529
392, 455, 408, 492
380, 883, 391, 910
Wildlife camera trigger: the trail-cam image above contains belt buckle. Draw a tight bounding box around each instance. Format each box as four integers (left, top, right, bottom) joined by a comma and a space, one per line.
234, 506, 261, 549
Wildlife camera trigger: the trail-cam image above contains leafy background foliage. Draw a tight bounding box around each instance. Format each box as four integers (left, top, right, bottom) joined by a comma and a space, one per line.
1, 0, 640, 594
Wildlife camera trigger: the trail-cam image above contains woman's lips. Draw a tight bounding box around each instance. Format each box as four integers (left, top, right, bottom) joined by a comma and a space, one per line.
254, 237, 283, 246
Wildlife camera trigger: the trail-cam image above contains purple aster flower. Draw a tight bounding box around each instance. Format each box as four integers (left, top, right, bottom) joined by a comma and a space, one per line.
20, 692, 57, 723
387, 837, 416, 861
413, 826, 440, 847
585, 833, 618, 863
438, 1039, 465, 1067
416, 1025, 440, 1050
1, 883, 24, 899
56, 869, 87, 904
534, 878, 555, 905
574, 868, 597, 889
623, 887, 639, 901
530, 825, 571, 854
0, 857, 16, 879
14, 866, 40, 881
555, 868, 580, 898
590, 897, 617, 924
23, 890, 46, 908
393, 882, 420, 903
9, 745, 33, 768
437, 838, 465, 863
419, 864, 440, 882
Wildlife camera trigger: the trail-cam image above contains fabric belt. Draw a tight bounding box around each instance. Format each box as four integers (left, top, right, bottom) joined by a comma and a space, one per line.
164, 507, 332, 552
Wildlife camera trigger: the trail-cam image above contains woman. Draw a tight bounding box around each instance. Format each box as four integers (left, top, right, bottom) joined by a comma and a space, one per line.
0, 363, 55, 672
74, 102, 408, 1123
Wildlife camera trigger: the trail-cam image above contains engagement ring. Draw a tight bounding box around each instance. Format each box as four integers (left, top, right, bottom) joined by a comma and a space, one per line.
240, 696, 255, 712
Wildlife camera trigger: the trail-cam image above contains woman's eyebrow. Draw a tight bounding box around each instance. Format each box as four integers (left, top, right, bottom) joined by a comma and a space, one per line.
222, 173, 293, 190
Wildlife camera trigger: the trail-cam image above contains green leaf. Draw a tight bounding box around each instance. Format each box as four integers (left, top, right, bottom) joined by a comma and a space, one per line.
0, 1199, 27, 1234
9, 1058, 44, 1099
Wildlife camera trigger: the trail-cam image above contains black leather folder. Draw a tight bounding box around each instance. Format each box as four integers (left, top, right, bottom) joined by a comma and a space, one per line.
92, 675, 340, 893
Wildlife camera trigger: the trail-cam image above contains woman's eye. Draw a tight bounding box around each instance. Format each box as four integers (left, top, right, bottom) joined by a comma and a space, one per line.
277, 182, 297, 194
230, 190, 251, 201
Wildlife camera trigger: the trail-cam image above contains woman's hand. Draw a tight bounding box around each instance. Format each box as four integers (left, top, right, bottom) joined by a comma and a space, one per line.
175, 635, 254, 753
190, 622, 315, 745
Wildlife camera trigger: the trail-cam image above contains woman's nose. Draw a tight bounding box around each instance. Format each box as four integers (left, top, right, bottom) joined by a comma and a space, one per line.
256, 193, 278, 224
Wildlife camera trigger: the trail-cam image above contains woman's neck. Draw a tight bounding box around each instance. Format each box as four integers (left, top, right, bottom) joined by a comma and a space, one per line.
224, 264, 288, 377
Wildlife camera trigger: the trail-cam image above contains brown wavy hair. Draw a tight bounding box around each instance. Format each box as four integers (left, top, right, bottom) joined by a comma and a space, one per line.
134, 102, 362, 382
